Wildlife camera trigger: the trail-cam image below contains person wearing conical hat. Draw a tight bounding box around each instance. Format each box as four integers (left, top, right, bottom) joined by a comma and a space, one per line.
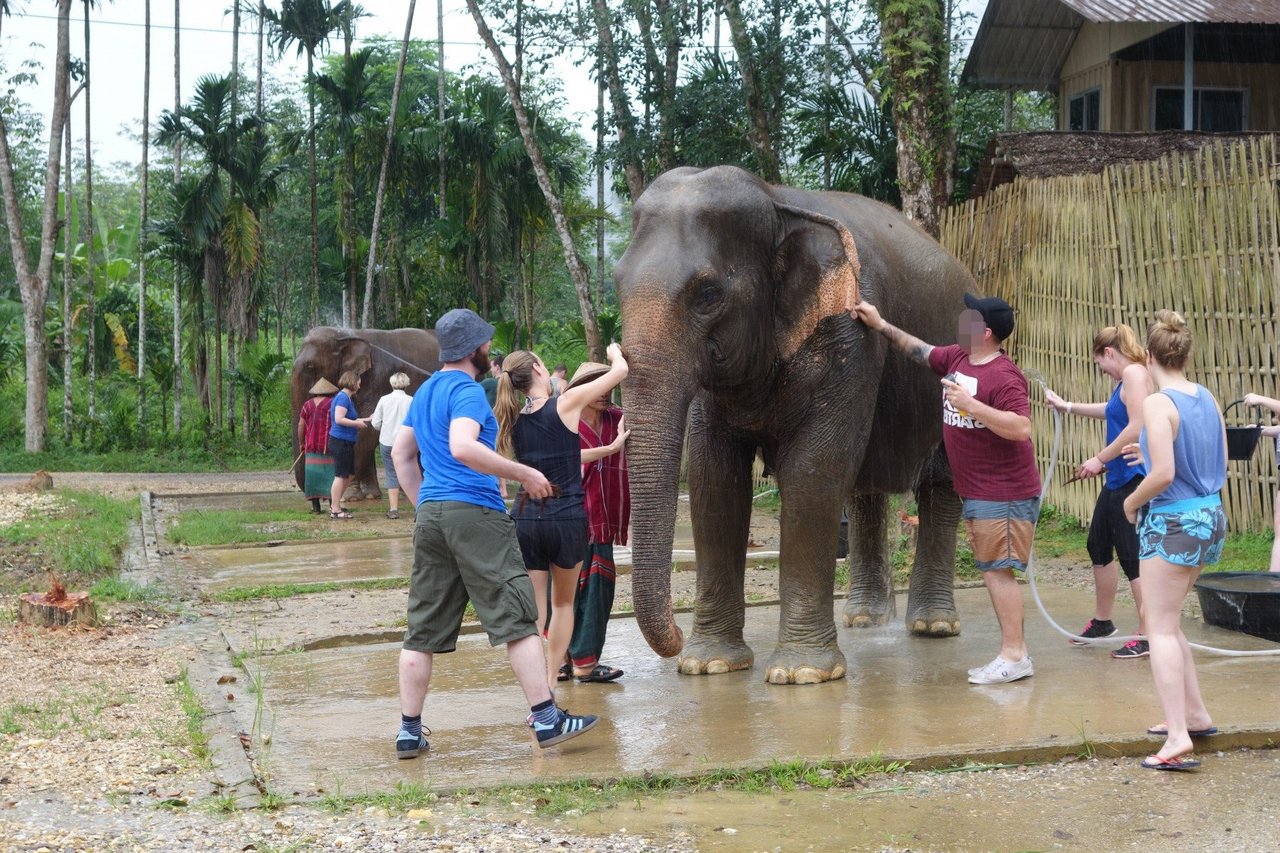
298, 377, 339, 514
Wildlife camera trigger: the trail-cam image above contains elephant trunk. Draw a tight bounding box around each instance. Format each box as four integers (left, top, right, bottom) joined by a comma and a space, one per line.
623, 358, 694, 658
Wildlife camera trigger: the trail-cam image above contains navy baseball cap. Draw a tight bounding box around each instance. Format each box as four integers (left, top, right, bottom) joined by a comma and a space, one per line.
963, 293, 1015, 342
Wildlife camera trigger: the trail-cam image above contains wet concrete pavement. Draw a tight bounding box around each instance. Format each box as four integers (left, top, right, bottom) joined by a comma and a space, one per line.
233, 584, 1280, 796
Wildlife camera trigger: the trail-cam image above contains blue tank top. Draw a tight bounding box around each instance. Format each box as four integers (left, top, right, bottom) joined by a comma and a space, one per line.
1104, 384, 1145, 490
1139, 385, 1226, 507
512, 398, 585, 519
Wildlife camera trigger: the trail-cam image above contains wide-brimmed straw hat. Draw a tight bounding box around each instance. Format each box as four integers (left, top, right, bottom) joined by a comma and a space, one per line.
309, 377, 339, 395
567, 361, 609, 390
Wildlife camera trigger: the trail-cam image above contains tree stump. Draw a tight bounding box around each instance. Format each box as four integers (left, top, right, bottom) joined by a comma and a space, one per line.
17, 575, 98, 627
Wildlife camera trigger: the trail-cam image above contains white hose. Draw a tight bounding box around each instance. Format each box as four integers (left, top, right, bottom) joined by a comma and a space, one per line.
1026, 376, 1280, 657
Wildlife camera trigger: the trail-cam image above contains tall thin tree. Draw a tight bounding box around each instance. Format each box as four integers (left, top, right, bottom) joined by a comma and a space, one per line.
362, 0, 416, 328
62, 89, 76, 444
0, 0, 74, 452
172, 0, 183, 432
436, 0, 445, 274
83, 0, 97, 446
722, 0, 780, 182
137, 0, 152, 440
464, 0, 602, 360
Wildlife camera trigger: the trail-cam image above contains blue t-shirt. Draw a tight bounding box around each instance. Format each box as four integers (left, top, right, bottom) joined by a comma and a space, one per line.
403, 369, 505, 511
329, 390, 359, 443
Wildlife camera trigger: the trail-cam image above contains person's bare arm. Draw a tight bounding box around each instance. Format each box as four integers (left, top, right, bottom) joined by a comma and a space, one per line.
449, 418, 552, 498
942, 378, 1031, 442
1043, 387, 1106, 420
581, 423, 630, 463
1122, 395, 1178, 521
851, 301, 933, 366
391, 427, 423, 507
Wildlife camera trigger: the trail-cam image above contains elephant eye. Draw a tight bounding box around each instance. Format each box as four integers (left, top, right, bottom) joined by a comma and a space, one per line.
692, 278, 723, 312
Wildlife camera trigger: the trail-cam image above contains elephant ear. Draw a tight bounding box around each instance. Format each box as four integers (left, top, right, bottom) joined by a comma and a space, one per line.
338, 336, 374, 377
771, 202, 863, 360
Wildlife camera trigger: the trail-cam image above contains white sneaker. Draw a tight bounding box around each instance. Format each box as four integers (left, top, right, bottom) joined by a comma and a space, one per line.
967, 655, 1034, 684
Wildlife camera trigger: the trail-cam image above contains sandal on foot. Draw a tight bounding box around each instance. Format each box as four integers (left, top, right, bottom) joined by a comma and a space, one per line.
556, 663, 572, 682
1146, 722, 1217, 737
576, 664, 623, 683
329, 510, 354, 519
1140, 753, 1201, 771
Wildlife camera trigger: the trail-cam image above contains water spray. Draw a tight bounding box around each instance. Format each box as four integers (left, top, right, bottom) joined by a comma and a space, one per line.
1023, 367, 1280, 658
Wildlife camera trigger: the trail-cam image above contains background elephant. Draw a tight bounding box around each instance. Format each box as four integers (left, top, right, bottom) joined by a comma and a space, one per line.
290, 327, 441, 501
616, 165, 975, 685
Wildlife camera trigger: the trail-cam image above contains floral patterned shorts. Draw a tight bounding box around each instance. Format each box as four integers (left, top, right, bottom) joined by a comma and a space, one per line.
1137, 495, 1226, 568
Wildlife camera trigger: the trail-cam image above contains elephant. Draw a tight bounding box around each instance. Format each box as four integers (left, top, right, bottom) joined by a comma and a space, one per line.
615, 165, 976, 685
290, 327, 441, 501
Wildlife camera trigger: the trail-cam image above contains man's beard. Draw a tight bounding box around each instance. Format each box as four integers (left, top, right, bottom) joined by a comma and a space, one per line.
469, 349, 491, 375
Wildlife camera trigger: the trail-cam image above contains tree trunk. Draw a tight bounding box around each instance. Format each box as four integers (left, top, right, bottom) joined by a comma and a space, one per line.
721, 0, 780, 183
84, 0, 97, 447
437, 0, 446, 265
342, 142, 355, 327
256, 1, 265, 120
656, 0, 680, 172
19, 591, 98, 627
876, 0, 953, 237
592, 0, 645, 200
231, 0, 240, 123
595, 57, 605, 307
0, 0, 72, 452
307, 52, 320, 325
363, 0, 415, 329
62, 91, 76, 446
172, 0, 183, 433
465, 0, 603, 360
137, 0, 152, 443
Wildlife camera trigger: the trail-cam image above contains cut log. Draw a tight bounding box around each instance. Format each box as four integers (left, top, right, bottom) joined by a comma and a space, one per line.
18, 591, 99, 627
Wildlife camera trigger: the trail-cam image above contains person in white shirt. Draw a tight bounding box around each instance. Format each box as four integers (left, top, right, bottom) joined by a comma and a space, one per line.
371, 372, 415, 519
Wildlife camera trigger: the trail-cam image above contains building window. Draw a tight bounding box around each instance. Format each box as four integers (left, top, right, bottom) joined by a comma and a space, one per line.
1069, 89, 1101, 130
1153, 87, 1247, 132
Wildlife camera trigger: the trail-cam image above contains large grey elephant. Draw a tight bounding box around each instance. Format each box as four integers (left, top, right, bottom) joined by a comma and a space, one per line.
290, 327, 441, 500
615, 166, 976, 685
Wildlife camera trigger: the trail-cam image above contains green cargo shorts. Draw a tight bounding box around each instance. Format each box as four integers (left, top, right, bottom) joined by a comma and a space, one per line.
404, 501, 538, 653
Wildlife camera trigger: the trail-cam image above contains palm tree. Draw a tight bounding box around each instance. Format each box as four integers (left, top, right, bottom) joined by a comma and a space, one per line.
266, 0, 350, 325
172, 0, 182, 432
83, 0, 98, 445
137, 0, 152, 440
314, 46, 375, 328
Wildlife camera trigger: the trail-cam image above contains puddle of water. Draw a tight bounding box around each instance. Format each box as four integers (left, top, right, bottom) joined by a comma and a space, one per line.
186, 538, 415, 590
160, 492, 316, 513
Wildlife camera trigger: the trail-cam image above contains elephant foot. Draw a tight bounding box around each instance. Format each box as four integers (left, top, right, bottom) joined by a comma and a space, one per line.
907, 608, 961, 637
676, 635, 754, 676
841, 598, 895, 629
764, 644, 847, 685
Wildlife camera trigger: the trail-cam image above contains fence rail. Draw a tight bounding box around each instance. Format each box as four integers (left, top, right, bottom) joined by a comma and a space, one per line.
940, 135, 1280, 532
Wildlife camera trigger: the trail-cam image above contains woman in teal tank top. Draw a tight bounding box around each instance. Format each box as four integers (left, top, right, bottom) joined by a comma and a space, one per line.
1045, 324, 1152, 658
1121, 310, 1227, 772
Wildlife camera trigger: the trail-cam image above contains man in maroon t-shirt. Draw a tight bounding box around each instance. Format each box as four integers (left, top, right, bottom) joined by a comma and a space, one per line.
853, 294, 1042, 685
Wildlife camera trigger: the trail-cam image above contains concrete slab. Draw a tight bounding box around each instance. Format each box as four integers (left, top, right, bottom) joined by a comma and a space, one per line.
241, 585, 1280, 795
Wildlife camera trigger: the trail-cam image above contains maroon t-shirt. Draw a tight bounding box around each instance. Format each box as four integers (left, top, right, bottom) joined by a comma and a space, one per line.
927, 344, 1041, 501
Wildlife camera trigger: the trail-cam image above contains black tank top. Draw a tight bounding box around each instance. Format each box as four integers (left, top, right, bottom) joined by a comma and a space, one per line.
513, 397, 585, 519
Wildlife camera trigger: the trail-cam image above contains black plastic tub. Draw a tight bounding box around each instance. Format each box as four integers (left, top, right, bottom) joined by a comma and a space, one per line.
1194, 571, 1280, 643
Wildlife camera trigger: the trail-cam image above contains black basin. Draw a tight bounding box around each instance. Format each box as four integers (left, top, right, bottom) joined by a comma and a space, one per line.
1194, 571, 1280, 643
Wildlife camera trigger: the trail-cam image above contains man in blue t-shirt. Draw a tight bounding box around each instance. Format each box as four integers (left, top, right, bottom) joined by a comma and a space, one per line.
389, 308, 601, 758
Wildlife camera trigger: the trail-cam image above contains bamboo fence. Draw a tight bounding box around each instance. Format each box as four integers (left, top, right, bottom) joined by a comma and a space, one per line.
940, 135, 1280, 533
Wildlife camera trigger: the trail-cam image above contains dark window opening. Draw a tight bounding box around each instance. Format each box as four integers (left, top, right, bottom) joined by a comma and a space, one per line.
1153, 88, 1246, 132
1069, 89, 1100, 131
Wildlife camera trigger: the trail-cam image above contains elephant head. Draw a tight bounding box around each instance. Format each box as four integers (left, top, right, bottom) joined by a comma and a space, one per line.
290, 327, 374, 486
615, 166, 864, 658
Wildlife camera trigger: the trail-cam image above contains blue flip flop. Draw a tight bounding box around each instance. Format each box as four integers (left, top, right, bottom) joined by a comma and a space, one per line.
1146, 723, 1217, 737
1141, 754, 1201, 771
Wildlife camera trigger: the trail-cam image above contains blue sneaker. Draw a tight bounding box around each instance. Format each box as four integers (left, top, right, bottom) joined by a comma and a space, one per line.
395, 727, 429, 759
533, 707, 598, 748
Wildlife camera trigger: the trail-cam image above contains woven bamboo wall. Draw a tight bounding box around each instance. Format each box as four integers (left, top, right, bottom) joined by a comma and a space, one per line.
940, 135, 1280, 532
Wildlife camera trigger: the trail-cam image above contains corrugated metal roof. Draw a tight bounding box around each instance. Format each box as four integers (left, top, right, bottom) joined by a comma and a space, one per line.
1060, 0, 1280, 24
962, 0, 1085, 89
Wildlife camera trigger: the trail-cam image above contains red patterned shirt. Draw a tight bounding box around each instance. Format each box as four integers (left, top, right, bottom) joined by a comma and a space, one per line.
580, 406, 630, 545
299, 397, 334, 454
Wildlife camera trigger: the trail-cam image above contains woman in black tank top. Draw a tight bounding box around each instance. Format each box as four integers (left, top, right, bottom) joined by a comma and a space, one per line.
494, 344, 630, 691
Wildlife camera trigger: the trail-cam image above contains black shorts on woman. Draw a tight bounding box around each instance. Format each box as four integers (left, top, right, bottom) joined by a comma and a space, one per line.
513, 398, 589, 571
1088, 475, 1143, 581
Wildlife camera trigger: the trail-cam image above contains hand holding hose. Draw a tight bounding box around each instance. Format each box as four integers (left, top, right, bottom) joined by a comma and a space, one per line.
1074, 456, 1105, 481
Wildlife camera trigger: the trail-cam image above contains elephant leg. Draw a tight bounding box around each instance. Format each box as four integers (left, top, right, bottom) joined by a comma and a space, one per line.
764, 475, 848, 685
677, 407, 755, 676
842, 492, 895, 628
906, 448, 961, 637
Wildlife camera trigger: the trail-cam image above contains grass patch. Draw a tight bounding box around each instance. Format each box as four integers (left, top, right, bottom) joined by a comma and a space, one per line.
175, 669, 212, 767
90, 576, 167, 604
167, 509, 345, 547
211, 576, 412, 603
0, 490, 135, 593
1206, 531, 1275, 574
0, 446, 291, 474
0, 683, 136, 740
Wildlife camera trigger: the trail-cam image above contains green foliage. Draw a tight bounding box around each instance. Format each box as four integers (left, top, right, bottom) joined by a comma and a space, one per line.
210, 577, 411, 603
167, 508, 346, 547
0, 490, 134, 591
175, 669, 213, 767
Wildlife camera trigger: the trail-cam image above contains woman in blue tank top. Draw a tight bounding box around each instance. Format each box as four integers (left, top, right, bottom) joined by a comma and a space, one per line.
1045, 324, 1152, 658
494, 344, 629, 691
1121, 310, 1227, 771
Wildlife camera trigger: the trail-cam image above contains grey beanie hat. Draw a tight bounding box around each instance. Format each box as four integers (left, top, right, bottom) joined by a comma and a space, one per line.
436, 308, 496, 362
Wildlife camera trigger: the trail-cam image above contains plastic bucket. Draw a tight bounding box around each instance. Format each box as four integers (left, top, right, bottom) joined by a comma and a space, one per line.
1222, 399, 1262, 461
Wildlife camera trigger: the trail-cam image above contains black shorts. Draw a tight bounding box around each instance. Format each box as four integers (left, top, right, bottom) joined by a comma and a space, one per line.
1087, 475, 1143, 581
330, 437, 356, 478
515, 514, 589, 571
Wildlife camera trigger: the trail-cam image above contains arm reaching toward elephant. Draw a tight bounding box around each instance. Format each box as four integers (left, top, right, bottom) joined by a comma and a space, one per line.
449, 416, 554, 499
850, 300, 934, 366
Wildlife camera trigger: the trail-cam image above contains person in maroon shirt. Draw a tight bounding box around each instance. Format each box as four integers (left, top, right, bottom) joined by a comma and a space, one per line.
853, 294, 1042, 685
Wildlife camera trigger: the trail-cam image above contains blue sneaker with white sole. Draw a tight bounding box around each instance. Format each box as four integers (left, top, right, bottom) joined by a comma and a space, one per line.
533, 707, 598, 748
395, 728, 430, 759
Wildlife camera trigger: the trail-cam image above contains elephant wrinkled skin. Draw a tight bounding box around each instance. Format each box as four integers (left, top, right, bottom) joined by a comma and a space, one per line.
290, 327, 441, 501
615, 166, 973, 685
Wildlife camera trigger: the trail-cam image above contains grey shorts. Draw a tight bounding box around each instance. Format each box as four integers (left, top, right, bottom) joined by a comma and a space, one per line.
379, 443, 399, 489
404, 501, 538, 653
